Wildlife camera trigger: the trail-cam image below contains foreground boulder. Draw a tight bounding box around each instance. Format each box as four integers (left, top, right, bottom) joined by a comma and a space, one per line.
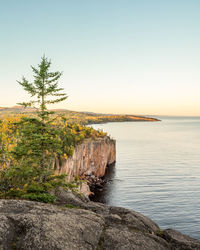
0, 196, 199, 250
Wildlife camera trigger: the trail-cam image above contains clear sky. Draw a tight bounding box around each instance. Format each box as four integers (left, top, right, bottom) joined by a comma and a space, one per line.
1, 0, 200, 116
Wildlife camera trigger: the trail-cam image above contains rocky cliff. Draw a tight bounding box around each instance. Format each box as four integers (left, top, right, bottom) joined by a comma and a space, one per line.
1, 135, 197, 249
54, 137, 116, 195
0, 193, 199, 250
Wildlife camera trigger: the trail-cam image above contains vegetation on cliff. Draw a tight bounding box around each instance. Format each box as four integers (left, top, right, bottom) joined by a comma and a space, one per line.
0, 56, 106, 203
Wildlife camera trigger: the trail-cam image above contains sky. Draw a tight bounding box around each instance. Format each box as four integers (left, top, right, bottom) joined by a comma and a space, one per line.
1, 0, 200, 116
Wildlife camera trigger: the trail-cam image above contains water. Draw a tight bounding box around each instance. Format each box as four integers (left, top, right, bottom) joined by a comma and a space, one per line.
91, 117, 200, 240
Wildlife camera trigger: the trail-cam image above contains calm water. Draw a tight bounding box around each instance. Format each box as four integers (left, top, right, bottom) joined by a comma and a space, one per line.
92, 117, 200, 240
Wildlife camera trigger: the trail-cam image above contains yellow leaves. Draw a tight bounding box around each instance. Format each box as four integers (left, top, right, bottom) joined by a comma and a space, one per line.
2, 162, 6, 170
0, 113, 108, 170
69, 128, 76, 135
63, 153, 68, 159
9, 187, 20, 191
60, 153, 68, 160
50, 174, 56, 177
45, 149, 49, 155
0, 115, 23, 169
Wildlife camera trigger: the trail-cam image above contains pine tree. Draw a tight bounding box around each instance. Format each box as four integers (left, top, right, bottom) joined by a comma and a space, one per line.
0, 56, 69, 202
17, 55, 67, 122
16, 56, 68, 172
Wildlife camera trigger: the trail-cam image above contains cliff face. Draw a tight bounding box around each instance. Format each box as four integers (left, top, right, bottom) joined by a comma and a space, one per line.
54, 137, 116, 194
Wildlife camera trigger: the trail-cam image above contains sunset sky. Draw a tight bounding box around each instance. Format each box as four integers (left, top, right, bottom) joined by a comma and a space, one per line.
1, 0, 200, 116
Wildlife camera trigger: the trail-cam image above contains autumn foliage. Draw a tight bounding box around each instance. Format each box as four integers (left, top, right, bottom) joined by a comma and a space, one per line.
0, 56, 107, 202
0, 115, 106, 201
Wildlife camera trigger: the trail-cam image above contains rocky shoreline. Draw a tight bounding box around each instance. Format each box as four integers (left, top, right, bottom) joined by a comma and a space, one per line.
1, 135, 199, 249
0, 191, 200, 250
51, 136, 200, 249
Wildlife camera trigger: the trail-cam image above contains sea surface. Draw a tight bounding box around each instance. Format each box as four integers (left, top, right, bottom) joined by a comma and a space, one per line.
91, 117, 200, 240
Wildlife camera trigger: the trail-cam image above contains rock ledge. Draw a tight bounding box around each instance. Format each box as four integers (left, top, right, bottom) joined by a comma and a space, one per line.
0, 194, 199, 250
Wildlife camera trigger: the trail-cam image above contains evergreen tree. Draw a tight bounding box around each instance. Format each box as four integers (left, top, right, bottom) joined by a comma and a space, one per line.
17, 55, 67, 122
16, 55, 68, 170
0, 56, 69, 202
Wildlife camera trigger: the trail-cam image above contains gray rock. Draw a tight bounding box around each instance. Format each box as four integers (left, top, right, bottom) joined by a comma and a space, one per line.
53, 188, 90, 206
102, 227, 170, 250
108, 206, 160, 234
0, 200, 104, 250
163, 229, 200, 250
0, 215, 15, 250
0, 198, 199, 250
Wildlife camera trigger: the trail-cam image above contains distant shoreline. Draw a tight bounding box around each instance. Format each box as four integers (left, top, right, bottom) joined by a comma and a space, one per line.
86, 116, 160, 125
0, 106, 161, 124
